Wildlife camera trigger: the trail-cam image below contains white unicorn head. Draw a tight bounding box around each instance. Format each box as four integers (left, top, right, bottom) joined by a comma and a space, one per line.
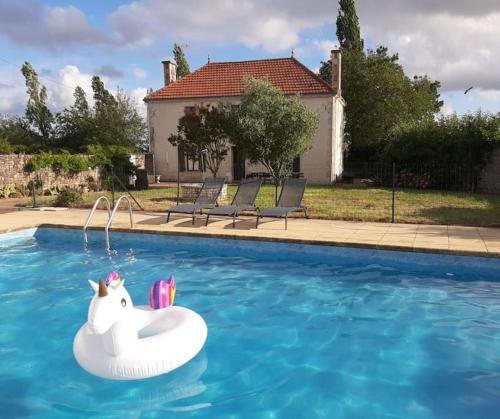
87, 279, 133, 334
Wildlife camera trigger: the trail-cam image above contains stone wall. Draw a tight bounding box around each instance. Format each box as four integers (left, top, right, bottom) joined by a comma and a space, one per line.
0, 154, 100, 196
478, 149, 500, 193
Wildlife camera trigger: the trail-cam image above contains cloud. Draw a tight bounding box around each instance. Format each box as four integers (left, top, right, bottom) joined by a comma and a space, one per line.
130, 88, 148, 117
313, 40, 338, 59
440, 102, 455, 116
108, 0, 334, 52
0, 64, 96, 114
94, 64, 124, 79
48, 65, 97, 110
0, 64, 146, 117
0, 69, 25, 115
475, 89, 500, 102
355, 0, 500, 94
133, 67, 148, 79
0, 0, 108, 49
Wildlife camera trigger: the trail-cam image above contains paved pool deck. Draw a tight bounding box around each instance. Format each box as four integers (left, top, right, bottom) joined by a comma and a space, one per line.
1, 206, 500, 257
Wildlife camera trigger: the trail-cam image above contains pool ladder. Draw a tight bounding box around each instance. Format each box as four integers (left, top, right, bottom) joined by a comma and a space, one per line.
83, 195, 134, 251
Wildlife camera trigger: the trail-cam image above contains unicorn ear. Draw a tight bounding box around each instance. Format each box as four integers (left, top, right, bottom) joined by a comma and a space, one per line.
88, 280, 99, 293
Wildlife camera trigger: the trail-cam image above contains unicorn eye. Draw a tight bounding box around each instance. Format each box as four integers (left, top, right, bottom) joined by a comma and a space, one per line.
121, 298, 127, 307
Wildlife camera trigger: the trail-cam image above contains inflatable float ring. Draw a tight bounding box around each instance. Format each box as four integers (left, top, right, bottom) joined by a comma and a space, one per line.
73, 278, 207, 380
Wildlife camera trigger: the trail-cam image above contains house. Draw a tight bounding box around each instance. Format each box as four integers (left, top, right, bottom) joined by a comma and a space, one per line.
144, 50, 345, 184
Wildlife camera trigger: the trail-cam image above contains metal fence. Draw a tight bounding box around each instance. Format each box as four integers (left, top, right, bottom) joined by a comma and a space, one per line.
305, 162, 500, 226
93, 162, 500, 227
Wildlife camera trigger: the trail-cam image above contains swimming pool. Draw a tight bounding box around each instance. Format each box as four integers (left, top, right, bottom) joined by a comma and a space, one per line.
1, 227, 500, 418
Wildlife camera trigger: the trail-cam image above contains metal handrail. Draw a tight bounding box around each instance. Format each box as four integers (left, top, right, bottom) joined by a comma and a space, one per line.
105, 195, 134, 251
83, 196, 112, 245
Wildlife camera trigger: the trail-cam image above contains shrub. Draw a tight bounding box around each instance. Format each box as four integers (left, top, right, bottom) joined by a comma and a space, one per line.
25, 152, 95, 174
0, 138, 13, 154
0, 185, 16, 198
384, 111, 500, 169
54, 187, 82, 207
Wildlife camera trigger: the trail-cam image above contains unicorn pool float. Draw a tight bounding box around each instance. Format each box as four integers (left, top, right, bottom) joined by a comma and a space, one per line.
73, 272, 207, 380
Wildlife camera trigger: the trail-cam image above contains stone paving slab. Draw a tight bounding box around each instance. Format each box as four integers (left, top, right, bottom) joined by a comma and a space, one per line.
0, 207, 499, 258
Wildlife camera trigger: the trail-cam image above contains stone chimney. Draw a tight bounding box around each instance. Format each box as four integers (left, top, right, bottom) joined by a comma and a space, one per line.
162, 60, 177, 86
331, 49, 341, 96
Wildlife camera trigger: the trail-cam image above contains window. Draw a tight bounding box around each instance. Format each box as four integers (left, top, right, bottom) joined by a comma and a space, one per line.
177, 147, 205, 172
184, 106, 196, 115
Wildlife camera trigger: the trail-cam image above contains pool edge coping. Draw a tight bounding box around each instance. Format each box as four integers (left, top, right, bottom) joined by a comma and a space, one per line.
2, 223, 499, 260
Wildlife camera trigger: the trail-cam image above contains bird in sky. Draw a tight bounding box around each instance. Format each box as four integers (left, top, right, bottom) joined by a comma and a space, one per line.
464, 86, 474, 94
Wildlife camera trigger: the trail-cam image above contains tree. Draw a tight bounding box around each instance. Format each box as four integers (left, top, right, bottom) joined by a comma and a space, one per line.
56, 86, 93, 151
336, 0, 363, 52
168, 105, 230, 177
92, 76, 116, 116
318, 1, 442, 161
227, 77, 319, 192
340, 48, 442, 159
90, 77, 146, 150
173, 43, 190, 79
0, 116, 36, 152
21, 62, 54, 145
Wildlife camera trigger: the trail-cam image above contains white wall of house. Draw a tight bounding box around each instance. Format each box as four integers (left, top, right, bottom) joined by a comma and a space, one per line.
147, 93, 344, 184
332, 96, 346, 180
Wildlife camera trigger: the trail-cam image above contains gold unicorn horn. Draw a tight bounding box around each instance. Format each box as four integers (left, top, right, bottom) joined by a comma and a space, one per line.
98, 280, 108, 297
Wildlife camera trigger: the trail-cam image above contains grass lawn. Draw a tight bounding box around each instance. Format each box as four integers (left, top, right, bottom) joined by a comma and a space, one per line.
26, 184, 500, 227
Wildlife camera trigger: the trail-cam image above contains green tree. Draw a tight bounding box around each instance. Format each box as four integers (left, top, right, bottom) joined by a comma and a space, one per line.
56, 86, 93, 151
90, 77, 146, 150
0, 116, 37, 152
341, 47, 442, 159
92, 76, 116, 116
319, 0, 442, 161
21, 62, 54, 145
173, 43, 190, 79
227, 77, 319, 188
168, 105, 230, 177
336, 0, 363, 52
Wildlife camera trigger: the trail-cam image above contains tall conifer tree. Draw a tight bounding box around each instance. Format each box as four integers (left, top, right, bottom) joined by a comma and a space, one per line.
336, 0, 363, 52
173, 43, 190, 79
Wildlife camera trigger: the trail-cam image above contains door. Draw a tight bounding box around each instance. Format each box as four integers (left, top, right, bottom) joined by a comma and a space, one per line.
292, 156, 301, 176
233, 147, 245, 181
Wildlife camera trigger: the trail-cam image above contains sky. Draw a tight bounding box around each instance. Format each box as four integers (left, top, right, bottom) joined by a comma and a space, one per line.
0, 0, 499, 118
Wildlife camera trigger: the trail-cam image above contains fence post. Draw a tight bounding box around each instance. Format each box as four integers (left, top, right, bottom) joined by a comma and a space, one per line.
176, 161, 180, 205
110, 166, 115, 207
275, 179, 279, 206
31, 175, 37, 208
391, 162, 396, 223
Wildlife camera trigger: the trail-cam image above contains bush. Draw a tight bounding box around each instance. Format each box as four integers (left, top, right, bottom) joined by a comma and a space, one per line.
384, 111, 500, 168
0, 185, 16, 198
0, 138, 13, 153
54, 187, 82, 207
25, 152, 97, 174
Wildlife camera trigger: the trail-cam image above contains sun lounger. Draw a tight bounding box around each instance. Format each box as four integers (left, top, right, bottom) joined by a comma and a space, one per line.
256, 178, 308, 230
205, 178, 263, 227
166, 177, 225, 225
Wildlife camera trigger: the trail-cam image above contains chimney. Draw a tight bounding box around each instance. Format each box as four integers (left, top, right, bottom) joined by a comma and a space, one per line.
331, 49, 341, 96
162, 60, 177, 86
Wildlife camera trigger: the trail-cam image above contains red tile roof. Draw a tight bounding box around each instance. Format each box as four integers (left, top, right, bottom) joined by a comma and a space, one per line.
145, 57, 334, 101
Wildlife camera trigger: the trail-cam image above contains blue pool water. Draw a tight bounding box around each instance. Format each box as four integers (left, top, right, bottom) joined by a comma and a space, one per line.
1, 227, 500, 418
